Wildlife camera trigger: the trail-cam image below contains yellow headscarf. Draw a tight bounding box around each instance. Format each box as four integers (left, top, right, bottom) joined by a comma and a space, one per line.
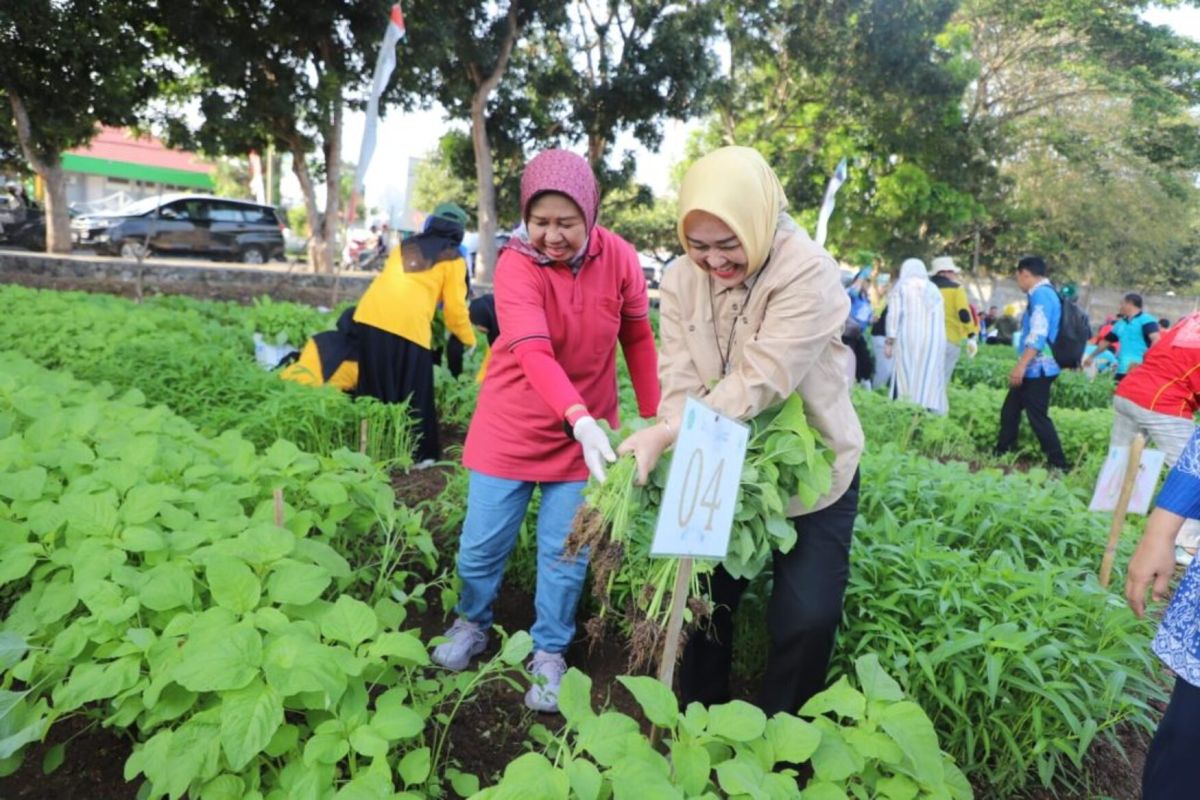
677, 146, 790, 277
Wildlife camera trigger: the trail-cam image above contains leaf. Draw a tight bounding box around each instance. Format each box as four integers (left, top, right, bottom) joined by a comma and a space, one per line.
349, 724, 389, 758
799, 781, 850, 800
669, 739, 711, 796
266, 560, 331, 606
715, 757, 767, 798
303, 732, 349, 766
263, 633, 347, 701
320, 596, 378, 648
798, 676, 866, 721
875, 774, 919, 800
0, 467, 46, 501
0, 633, 28, 670
854, 654, 904, 702
617, 676, 679, 728
200, 775, 246, 800
397, 746, 432, 787
706, 700, 767, 742
207, 556, 262, 615
368, 631, 429, 666
219, 678, 284, 770
118, 526, 167, 553
578, 712, 639, 767
447, 768, 481, 799
766, 715, 821, 764
139, 562, 194, 611
875, 700, 944, 785
41, 742, 64, 775
564, 757, 602, 800
174, 622, 262, 693
372, 692, 424, 740
499, 630, 533, 665
495, 752, 568, 797
808, 722, 864, 783
557, 668, 595, 727
308, 476, 349, 506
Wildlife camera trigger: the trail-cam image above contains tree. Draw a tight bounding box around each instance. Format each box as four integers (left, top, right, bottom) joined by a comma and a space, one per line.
155, 0, 391, 271
0, 1, 159, 252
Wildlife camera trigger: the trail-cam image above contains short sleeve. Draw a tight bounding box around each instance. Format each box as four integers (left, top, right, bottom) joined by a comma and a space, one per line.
1159, 429, 1200, 519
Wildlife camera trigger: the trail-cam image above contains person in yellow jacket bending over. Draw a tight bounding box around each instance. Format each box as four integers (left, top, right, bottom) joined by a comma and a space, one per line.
280, 306, 361, 392
929, 256, 979, 384
354, 204, 476, 465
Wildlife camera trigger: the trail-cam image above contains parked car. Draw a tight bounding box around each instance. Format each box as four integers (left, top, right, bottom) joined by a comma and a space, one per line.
71, 194, 286, 263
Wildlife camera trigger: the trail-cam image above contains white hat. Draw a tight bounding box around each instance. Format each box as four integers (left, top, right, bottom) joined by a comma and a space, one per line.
929, 256, 960, 276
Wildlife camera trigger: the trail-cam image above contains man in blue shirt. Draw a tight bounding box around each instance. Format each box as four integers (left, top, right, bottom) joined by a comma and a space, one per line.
1084, 293, 1161, 381
994, 256, 1069, 470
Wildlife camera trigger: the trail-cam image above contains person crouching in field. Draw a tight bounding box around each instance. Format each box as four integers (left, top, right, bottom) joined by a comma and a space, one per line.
431, 149, 660, 714
617, 146, 864, 715
353, 205, 476, 466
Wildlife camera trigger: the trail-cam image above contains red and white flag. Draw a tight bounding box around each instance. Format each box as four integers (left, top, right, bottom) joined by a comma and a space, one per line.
348, 4, 406, 223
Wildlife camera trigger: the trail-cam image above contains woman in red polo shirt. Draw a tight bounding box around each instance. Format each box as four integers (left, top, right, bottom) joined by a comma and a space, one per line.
430, 149, 660, 713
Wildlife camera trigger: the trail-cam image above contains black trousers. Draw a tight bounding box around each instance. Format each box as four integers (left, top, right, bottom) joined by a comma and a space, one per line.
679, 471, 860, 716
1144, 678, 1200, 799
994, 376, 1068, 470
356, 325, 439, 462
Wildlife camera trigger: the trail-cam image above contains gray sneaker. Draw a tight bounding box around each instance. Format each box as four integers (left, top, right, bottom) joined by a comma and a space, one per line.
431, 619, 488, 671
524, 650, 567, 713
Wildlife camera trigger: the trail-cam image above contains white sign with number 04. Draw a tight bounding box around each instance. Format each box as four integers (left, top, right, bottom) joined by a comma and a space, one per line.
651, 396, 750, 559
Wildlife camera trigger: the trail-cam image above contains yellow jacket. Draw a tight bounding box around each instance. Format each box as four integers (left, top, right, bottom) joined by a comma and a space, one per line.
933, 277, 979, 344
280, 339, 359, 392
354, 245, 476, 350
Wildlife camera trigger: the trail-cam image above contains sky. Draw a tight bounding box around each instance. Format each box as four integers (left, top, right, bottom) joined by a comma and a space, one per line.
335, 4, 1200, 222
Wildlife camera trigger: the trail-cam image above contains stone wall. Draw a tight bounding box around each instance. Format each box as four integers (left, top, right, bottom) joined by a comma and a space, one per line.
962, 274, 1200, 325
0, 250, 373, 305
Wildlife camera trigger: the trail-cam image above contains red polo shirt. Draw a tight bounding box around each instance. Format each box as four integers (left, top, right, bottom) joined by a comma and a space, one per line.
1116, 315, 1200, 418
463, 225, 659, 482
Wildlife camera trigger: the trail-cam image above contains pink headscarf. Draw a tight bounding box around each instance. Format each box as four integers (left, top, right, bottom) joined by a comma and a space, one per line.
520, 149, 599, 232
507, 149, 599, 267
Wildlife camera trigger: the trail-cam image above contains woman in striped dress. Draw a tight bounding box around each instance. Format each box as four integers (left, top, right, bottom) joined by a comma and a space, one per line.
884, 258, 947, 414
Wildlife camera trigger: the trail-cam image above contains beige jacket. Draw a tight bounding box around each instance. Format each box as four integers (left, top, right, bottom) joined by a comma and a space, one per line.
657, 217, 864, 515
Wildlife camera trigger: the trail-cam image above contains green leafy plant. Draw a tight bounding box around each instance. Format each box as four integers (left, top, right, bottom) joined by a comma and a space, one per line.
476, 654, 973, 799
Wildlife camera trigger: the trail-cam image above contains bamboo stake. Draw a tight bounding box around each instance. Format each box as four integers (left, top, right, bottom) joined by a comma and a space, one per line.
273, 488, 284, 528
359, 418, 369, 454
1100, 434, 1146, 588
656, 557, 693, 688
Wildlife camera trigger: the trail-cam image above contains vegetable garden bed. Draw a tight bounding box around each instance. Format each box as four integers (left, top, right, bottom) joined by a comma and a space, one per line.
0, 282, 1176, 799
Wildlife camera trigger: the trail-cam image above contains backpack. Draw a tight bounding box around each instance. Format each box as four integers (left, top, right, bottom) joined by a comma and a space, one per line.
1051, 294, 1092, 368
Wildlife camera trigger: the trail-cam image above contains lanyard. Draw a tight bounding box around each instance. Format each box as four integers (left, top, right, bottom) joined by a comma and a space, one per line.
707, 261, 767, 377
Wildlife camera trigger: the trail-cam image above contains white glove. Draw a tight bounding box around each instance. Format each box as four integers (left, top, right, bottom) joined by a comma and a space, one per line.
572, 416, 616, 483
965, 338, 978, 359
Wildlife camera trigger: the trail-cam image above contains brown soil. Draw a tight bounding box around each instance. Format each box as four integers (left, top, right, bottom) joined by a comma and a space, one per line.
0, 714, 135, 799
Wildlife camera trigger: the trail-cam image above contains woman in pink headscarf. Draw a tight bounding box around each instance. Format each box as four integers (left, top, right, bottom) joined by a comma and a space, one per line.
430, 149, 660, 713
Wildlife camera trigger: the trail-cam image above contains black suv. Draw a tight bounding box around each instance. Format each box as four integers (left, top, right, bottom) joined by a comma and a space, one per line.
72, 194, 286, 263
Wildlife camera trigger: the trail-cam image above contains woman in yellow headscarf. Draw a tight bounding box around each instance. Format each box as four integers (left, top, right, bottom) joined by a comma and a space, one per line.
617, 146, 865, 715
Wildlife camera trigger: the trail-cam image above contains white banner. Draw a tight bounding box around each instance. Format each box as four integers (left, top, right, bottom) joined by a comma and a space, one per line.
814, 157, 848, 247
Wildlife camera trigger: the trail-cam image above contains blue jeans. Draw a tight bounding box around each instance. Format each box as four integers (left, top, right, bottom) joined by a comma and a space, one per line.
455, 470, 588, 654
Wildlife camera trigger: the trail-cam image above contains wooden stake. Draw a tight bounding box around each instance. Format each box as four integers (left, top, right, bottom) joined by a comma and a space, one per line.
273, 488, 284, 528
657, 557, 693, 688
1100, 434, 1146, 588
359, 418, 369, 454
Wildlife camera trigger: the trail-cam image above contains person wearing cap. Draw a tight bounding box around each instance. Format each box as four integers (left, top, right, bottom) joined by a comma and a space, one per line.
431, 150, 660, 714
615, 146, 864, 716
929, 256, 979, 384
354, 203, 476, 464
280, 306, 362, 393
1084, 293, 1160, 381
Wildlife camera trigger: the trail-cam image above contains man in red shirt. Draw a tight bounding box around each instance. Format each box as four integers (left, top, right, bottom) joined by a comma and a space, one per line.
1109, 312, 1200, 561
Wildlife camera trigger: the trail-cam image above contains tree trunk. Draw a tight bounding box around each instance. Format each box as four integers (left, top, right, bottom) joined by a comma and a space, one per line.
322, 100, 343, 275
7, 89, 71, 254
471, 91, 500, 286
290, 144, 329, 273
469, 0, 523, 286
